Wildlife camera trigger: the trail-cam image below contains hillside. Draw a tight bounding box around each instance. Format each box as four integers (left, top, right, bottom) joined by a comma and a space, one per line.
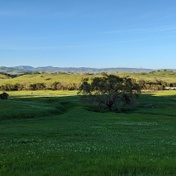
0, 70, 176, 91
0, 66, 155, 74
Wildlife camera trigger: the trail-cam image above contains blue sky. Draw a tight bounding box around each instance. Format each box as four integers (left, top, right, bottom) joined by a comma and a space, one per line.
0, 0, 176, 69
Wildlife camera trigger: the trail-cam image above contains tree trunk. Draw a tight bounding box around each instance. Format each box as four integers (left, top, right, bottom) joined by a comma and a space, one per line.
107, 103, 113, 111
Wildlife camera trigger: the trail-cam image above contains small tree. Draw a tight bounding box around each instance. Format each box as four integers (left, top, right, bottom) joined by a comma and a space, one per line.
78, 74, 141, 112
0, 92, 9, 99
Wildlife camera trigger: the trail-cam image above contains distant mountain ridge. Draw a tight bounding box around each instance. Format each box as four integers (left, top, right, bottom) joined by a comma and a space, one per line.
0, 65, 175, 75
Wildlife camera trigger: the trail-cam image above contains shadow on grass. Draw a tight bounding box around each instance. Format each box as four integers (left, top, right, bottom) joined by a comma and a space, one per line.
1, 91, 176, 120
134, 92, 176, 117
82, 91, 176, 115
0, 94, 80, 121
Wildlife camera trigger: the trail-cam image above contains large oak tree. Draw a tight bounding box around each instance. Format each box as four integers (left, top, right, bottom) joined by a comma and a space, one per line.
78, 74, 141, 112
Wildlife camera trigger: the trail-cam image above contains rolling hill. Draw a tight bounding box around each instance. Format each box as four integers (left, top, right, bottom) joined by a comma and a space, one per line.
0, 66, 155, 74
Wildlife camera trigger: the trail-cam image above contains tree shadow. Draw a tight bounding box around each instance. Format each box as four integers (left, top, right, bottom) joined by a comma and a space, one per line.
80, 91, 176, 116
1, 91, 176, 120
0, 93, 80, 121
133, 91, 176, 117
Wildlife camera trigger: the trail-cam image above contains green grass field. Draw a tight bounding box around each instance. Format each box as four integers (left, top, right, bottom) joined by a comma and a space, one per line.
0, 90, 176, 175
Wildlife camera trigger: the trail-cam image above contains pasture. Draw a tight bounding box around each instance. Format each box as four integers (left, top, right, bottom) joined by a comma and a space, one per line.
0, 70, 176, 86
0, 90, 176, 175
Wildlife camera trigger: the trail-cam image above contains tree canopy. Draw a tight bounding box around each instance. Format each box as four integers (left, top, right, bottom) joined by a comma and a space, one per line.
78, 74, 141, 112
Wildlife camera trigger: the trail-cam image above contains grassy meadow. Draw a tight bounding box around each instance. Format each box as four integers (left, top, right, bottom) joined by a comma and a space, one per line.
0, 70, 176, 86
0, 90, 176, 175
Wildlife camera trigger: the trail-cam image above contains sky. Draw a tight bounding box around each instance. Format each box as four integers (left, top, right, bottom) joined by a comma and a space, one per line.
0, 0, 176, 69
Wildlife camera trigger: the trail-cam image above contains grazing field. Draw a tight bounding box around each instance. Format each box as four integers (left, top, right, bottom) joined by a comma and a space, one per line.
0, 70, 176, 86
0, 90, 176, 175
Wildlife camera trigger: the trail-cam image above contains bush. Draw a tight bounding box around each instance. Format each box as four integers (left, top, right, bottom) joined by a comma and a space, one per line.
0, 92, 9, 99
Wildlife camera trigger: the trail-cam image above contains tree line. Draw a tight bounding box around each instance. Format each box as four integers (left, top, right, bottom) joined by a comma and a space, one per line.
0, 82, 80, 91
137, 79, 176, 90
0, 78, 175, 91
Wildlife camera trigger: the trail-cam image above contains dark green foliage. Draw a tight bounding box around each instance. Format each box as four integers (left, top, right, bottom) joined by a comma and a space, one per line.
51, 82, 63, 90
78, 75, 141, 112
137, 79, 176, 90
0, 92, 9, 99
29, 83, 46, 90
0, 82, 80, 91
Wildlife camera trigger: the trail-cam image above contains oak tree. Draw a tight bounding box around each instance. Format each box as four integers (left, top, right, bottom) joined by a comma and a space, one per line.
78, 74, 141, 112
